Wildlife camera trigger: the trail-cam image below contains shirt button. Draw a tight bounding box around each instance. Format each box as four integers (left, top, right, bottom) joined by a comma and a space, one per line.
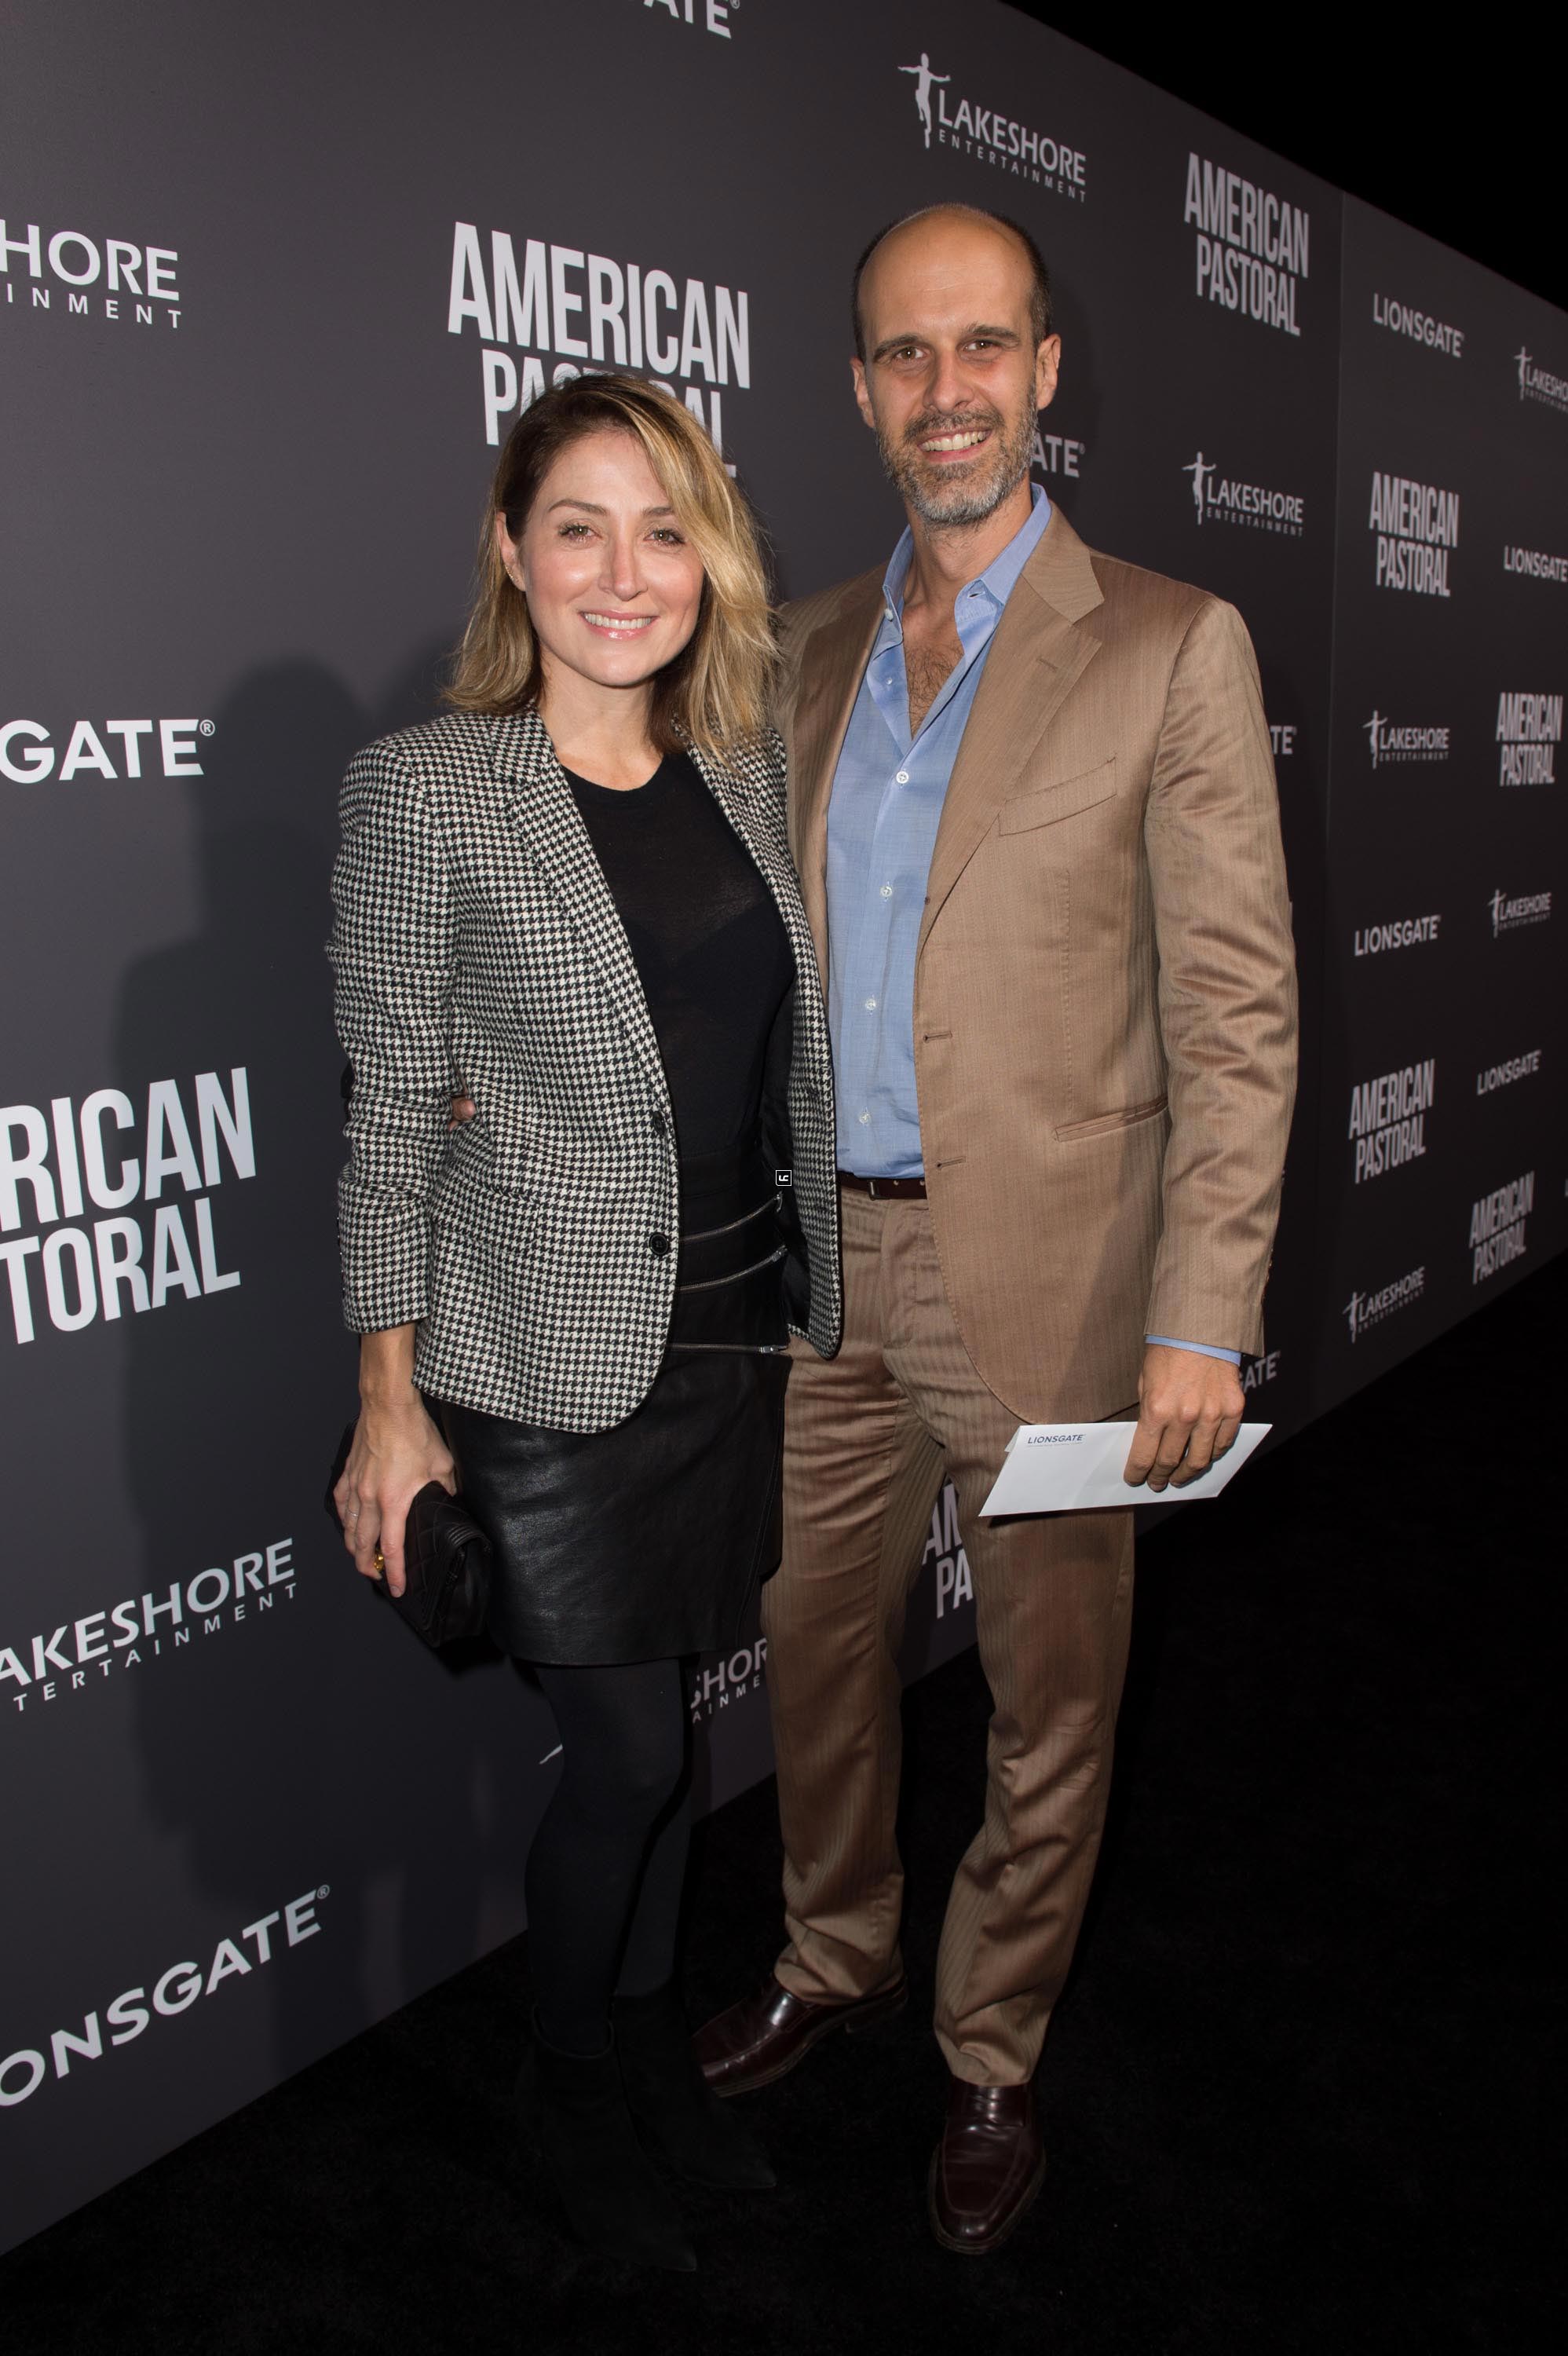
858, 1110, 871, 1125
648, 1232, 671, 1258
864, 997, 877, 1012
895, 770, 909, 784
880, 884, 894, 899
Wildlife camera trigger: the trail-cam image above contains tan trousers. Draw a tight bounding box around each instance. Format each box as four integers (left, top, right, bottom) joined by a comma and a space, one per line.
763, 1187, 1135, 2087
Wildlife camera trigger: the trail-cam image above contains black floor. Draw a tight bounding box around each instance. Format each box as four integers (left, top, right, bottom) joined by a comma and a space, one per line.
9, 1264, 1563, 2355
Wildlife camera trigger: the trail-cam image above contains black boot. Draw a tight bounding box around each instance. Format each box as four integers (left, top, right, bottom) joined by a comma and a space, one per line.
521, 2016, 697, 2270
614, 1983, 777, 2191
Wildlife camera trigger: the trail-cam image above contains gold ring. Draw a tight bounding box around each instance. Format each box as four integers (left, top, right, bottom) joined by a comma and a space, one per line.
373, 1550, 386, 1575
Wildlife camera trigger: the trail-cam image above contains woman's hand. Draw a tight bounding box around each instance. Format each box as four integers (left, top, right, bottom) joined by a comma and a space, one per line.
333, 1326, 455, 1597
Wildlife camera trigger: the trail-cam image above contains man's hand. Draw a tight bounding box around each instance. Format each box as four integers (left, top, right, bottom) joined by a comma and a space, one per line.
1123, 1344, 1245, 1492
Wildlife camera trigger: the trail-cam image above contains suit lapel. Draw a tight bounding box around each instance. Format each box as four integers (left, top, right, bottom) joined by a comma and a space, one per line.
488, 708, 666, 1089
785, 572, 883, 987
918, 507, 1106, 957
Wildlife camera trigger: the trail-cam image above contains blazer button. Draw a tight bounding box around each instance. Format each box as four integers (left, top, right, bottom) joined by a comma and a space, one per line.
648, 1232, 671, 1258
650, 1110, 667, 1137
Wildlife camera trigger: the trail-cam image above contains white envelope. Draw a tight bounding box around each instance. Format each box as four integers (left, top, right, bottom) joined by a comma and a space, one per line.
978, 1421, 1271, 1516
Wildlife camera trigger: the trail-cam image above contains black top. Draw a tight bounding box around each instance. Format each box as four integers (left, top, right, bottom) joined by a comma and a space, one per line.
564, 752, 794, 1198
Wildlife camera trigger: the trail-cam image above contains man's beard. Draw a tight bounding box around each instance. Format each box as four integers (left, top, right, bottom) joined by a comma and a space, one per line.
875, 393, 1036, 527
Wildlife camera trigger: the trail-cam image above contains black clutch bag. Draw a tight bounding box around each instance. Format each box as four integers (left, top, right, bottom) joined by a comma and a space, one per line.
325, 1423, 492, 1649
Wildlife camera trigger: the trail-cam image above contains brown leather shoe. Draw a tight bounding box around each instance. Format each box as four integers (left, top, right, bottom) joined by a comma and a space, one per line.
693, 1972, 908, 2096
927, 2075, 1045, 2255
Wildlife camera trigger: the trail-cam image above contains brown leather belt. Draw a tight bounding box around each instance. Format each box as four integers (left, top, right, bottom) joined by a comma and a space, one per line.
838, 1169, 927, 1200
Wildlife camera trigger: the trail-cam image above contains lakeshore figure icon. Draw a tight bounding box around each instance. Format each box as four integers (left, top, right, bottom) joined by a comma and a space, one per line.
1182, 451, 1215, 521
1365, 709, 1385, 769
900, 53, 949, 148
1516, 346, 1531, 396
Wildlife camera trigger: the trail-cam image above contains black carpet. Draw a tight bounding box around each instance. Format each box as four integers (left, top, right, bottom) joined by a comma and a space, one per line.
9, 1262, 1563, 2355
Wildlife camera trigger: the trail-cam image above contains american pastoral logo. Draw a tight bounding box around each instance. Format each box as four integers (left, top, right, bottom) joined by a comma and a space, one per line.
1347, 1057, 1435, 1184
1470, 1172, 1533, 1283
1496, 691, 1560, 786
1182, 452, 1303, 537
1368, 472, 1459, 597
895, 53, 1087, 200
447, 221, 751, 450
1183, 153, 1309, 337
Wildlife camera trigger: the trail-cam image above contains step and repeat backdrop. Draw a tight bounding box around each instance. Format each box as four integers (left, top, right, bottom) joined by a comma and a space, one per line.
2, 0, 1564, 2248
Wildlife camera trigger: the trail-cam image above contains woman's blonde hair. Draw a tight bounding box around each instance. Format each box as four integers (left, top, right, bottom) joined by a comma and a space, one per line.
445, 374, 775, 755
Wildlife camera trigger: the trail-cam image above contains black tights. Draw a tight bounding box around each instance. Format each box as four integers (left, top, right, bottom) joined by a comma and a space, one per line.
526, 1658, 691, 2056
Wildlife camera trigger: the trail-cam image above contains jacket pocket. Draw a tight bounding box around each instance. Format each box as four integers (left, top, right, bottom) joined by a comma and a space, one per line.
1054, 1094, 1168, 1143
998, 755, 1117, 834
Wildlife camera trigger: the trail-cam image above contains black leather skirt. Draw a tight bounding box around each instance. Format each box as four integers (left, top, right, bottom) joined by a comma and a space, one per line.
433, 1153, 789, 1666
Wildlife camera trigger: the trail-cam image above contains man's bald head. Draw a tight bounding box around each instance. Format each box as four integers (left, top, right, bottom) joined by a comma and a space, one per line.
851, 205, 1053, 361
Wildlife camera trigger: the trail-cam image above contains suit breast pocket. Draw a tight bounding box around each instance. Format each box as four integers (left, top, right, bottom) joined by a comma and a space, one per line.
998, 755, 1118, 835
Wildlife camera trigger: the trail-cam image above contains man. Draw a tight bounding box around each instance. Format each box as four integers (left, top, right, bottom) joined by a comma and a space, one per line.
694, 204, 1298, 2255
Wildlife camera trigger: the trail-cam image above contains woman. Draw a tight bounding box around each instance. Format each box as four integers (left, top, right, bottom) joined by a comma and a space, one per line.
329, 376, 840, 2272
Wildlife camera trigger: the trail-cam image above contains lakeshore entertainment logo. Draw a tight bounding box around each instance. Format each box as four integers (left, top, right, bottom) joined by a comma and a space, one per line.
641, 0, 733, 35
1182, 452, 1304, 537
895, 53, 1087, 200
1, 1068, 253, 1345
0, 1886, 328, 2111
1, 214, 182, 329
689, 1636, 766, 1723
1502, 543, 1568, 584
1353, 913, 1440, 958
1183, 154, 1308, 336
1515, 346, 1568, 415
1, 1537, 296, 1714
1487, 885, 1552, 938
1371, 292, 1462, 358
1476, 1048, 1541, 1097
1364, 710, 1449, 770
1368, 472, 1458, 596
1470, 1171, 1533, 1283
1347, 1056, 1435, 1184
1343, 1264, 1424, 1344
1496, 693, 1561, 785
448, 223, 751, 448
0, 715, 212, 786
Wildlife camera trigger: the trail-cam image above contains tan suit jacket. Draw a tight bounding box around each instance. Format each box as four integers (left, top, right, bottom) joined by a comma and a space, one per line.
777, 504, 1299, 1424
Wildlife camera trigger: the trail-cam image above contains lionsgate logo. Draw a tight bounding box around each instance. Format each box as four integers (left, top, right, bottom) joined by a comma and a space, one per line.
1369, 472, 1459, 597
641, 0, 733, 36
1352, 913, 1440, 958
1, 1068, 254, 1346
1183, 154, 1309, 337
1, 1536, 297, 1715
448, 223, 751, 450
1515, 346, 1568, 415
0, 715, 213, 787
895, 53, 1087, 200
0, 1887, 328, 2113
1487, 886, 1552, 937
1182, 452, 1304, 537
1496, 691, 1560, 785
1476, 1048, 1542, 1097
1470, 1171, 1533, 1284
1371, 292, 1463, 358
1, 214, 182, 329
1502, 543, 1568, 584
1347, 1056, 1435, 1184
1343, 1264, 1425, 1344
1363, 710, 1450, 770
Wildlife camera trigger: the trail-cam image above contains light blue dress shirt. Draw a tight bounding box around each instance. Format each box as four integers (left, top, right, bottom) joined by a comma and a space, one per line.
824, 485, 1240, 1370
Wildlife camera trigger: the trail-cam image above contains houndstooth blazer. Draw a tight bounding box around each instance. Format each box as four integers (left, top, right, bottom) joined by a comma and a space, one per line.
330, 704, 842, 1430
